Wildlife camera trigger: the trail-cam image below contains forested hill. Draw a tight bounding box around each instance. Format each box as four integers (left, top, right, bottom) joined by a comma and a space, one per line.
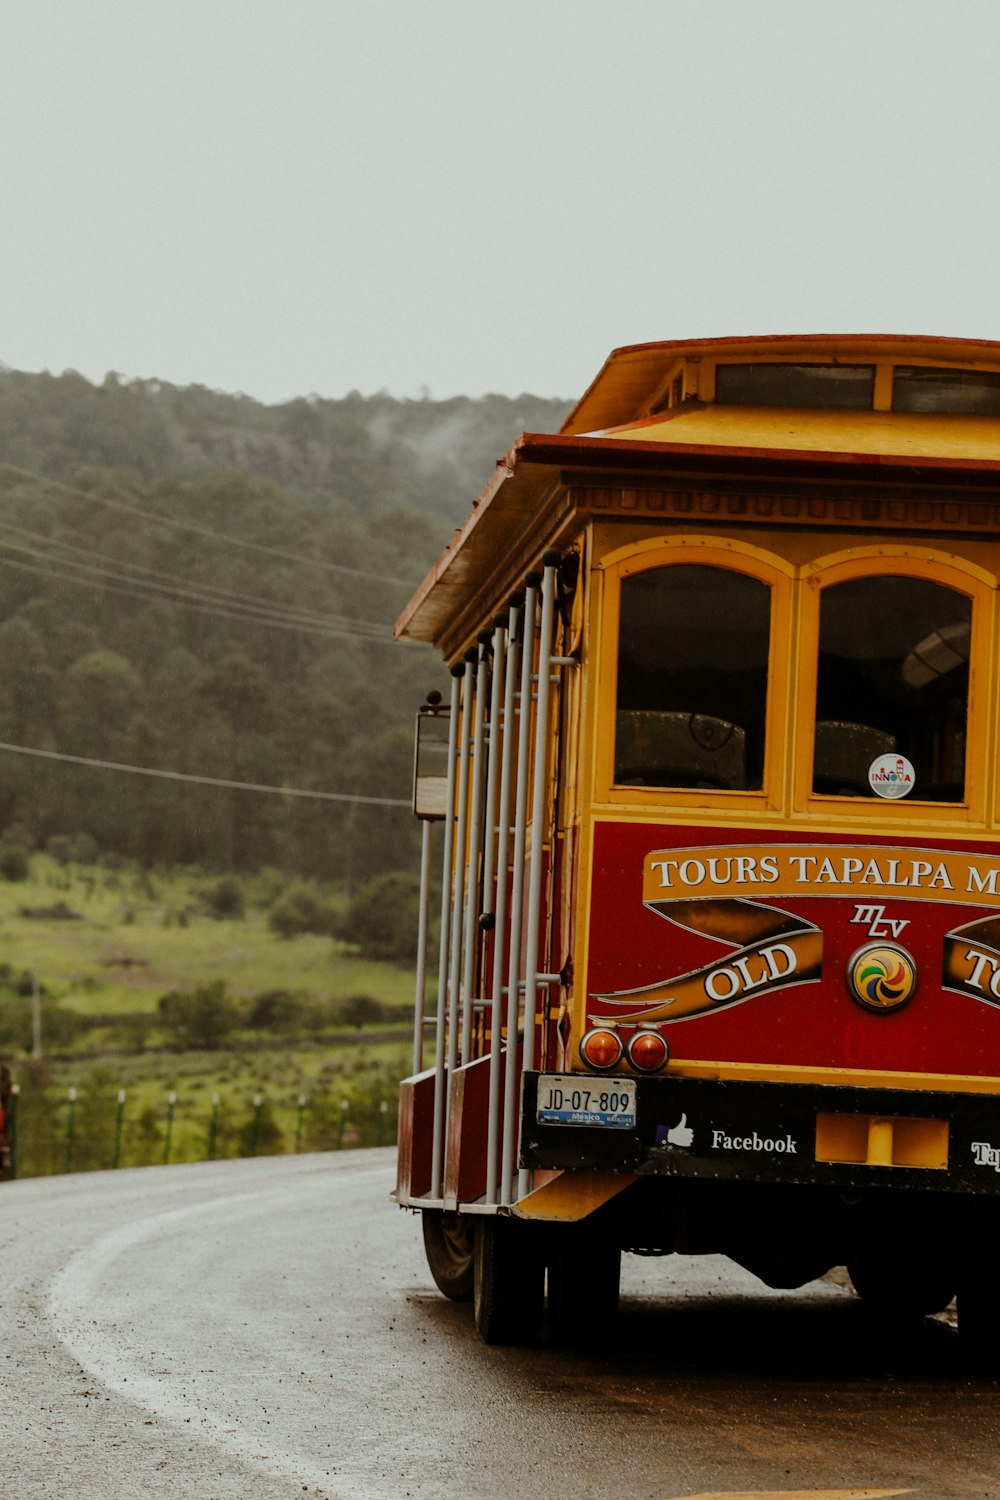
0, 367, 571, 525
0, 366, 572, 885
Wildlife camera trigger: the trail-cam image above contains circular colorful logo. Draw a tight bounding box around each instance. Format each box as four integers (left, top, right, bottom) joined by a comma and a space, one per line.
846, 943, 918, 1013
868, 753, 916, 799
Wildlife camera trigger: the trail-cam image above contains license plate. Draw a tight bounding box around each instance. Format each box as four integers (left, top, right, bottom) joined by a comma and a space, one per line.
536, 1074, 637, 1129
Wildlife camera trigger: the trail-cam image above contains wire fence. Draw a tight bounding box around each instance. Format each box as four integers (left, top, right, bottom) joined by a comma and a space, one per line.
0, 1076, 396, 1180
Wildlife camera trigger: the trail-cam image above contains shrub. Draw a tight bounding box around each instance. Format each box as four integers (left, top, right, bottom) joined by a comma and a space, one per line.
248, 989, 316, 1033
158, 980, 240, 1049
267, 880, 331, 939
201, 876, 245, 920
0, 840, 30, 881
335, 993, 386, 1030
335, 871, 423, 961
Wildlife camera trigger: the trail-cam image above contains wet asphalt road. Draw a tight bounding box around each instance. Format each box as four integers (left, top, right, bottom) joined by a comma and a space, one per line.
3, 1148, 1000, 1500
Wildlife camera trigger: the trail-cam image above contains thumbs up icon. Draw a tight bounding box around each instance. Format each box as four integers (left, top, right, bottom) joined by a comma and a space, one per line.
665, 1113, 693, 1148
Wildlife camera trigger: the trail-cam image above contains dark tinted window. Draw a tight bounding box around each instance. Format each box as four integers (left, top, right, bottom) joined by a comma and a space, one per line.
813, 576, 970, 801
615, 565, 770, 791
715, 363, 875, 410
892, 366, 1000, 415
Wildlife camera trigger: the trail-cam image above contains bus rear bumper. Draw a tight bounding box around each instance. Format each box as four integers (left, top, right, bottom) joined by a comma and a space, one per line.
520, 1070, 1000, 1196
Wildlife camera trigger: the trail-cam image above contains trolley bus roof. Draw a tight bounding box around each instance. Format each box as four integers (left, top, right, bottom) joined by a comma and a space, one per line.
395, 334, 1000, 651
561, 332, 1000, 436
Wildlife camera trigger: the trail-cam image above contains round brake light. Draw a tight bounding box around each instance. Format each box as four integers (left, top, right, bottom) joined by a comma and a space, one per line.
580, 1027, 623, 1071
627, 1028, 669, 1073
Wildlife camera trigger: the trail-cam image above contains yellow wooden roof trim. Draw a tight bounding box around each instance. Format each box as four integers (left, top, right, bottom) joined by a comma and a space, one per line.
561, 332, 1000, 436
393, 427, 1000, 649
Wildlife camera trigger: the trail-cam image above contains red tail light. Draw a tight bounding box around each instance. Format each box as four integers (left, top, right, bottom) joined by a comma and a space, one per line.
626, 1027, 670, 1073
580, 1027, 624, 1071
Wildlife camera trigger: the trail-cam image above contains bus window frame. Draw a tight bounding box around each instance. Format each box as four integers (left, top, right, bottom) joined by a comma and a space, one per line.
593, 535, 794, 812
794, 545, 996, 824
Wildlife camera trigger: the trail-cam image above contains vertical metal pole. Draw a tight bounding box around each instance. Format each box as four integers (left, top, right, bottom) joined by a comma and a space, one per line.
460, 640, 490, 1062
31, 962, 42, 1061
163, 1090, 176, 1164
501, 574, 540, 1203
112, 1088, 126, 1168
430, 667, 462, 1199
446, 655, 476, 1081
411, 819, 433, 1075
480, 616, 508, 912
8, 1082, 18, 1180
295, 1094, 307, 1153
64, 1086, 76, 1175
518, 556, 559, 1198
486, 599, 519, 1203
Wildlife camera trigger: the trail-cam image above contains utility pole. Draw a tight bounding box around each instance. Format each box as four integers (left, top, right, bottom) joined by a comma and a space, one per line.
31, 961, 42, 1060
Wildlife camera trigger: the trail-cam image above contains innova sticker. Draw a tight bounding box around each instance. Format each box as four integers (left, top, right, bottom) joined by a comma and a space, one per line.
868, 753, 916, 799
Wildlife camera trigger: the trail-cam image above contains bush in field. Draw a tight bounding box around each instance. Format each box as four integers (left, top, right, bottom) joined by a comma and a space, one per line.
201, 876, 245, 920
335, 870, 422, 961
248, 989, 317, 1034
266, 880, 332, 939
158, 980, 240, 1049
0, 838, 30, 881
335, 993, 386, 1030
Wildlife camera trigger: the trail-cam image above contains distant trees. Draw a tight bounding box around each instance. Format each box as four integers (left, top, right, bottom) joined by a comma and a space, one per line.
0, 366, 570, 885
63, 651, 145, 758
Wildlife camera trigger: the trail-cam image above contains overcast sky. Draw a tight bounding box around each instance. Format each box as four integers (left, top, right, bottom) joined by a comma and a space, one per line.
1, 1, 997, 405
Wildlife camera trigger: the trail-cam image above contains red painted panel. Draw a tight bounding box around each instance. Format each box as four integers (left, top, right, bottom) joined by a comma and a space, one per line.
587, 822, 1000, 1078
396, 1070, 435, 1201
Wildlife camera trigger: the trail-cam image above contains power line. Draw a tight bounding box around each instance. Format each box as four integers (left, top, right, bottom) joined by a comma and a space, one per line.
0, 738, 411, 807
0, 547, 400, 644
0, 462, 419, 589
0, 516, 389, 634
0, 535, 392, 639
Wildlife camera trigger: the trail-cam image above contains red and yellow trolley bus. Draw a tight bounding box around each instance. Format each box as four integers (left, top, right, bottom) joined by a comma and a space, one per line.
395, 334, 1000, 1356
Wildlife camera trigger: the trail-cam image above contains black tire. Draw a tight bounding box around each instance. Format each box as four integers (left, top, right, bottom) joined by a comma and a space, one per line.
547, 1227, 621, 1345
957, 1270, 1000, 1375
422, 1210, 475, 1301
473, 1216, 545, 1345
847, 1259, 955, 1318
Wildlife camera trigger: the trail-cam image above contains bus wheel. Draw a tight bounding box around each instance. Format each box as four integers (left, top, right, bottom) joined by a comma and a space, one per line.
957, 1272, 1000, 1374
547, 1227, 621, 1345
847, 1259, 955, 1317
473, 1216, 544, 1345
422, 1210, 475, 1301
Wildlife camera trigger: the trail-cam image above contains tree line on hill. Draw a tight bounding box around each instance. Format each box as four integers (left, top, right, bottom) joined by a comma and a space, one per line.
0, 365, 571, 885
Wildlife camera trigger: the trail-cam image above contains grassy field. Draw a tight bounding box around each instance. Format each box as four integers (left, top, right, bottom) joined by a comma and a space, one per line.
0, 857, 421, 1176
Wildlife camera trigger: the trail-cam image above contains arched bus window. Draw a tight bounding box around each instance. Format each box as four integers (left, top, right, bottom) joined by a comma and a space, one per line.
615, 564, 770, 791
813, 576, 971, 801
